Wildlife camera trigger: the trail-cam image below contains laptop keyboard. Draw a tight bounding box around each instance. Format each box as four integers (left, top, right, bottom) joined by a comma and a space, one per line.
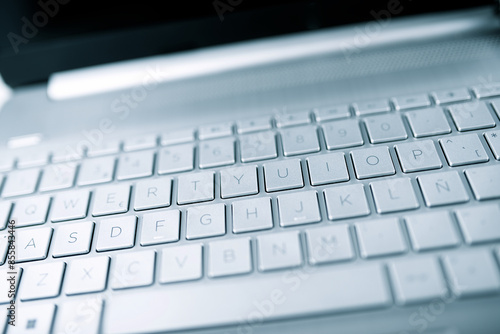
1, 84, 500, 333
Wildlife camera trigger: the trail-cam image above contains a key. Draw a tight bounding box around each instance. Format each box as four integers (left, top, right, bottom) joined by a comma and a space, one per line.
161, 128, 195, 146
405, 211, 460, 251
123, 134, 157, 151
17, 227, 52, 262
157, 144, 194, 174
54, 297, 103, 334
257, 231, 302, 271
417, 171, 469, 207
431, 87, 471, 104
92, 184, 130, 216
116, 150, 155, 180
236, 116, 272, 134
353, 99, 391, 116
177, 171, 214, 204
51, 189, 90, 222
277, 190, 321, 226
355, 218, 406, 258
208, 237, 252, 278
306, 152, 349, 185
281, 125, 320, 156
465, 165, 500, 200
134, 178, 172, 210
19, 262, 65, 301
351, 146, 395, 179
395, 140, 442, 172
199, 138, 235, 168
485, 130, 500, 160
232, 197, 273, 233
405, 107, 451, 138
0, 202, 11, 230
275, 111, 311, 128
455, 204, 500, 244
10, 303, 55, 334
159, 244, 202, 283
198, 122, 233, 140
313, 104, 351, 122
392, 94, 431, 110
324, 184, 370, 220
12, 195, 51, 227
364, 114, 408, 143
65, 256, 109, 295
370, 177, 419, 213
96, 216, 136, 251
472, 82, 500, 98
0, 268, 21, 304
239, 131, 277, 162
263, 159, 303, 192
52, 221, 94, 257
448, 101, 496, 131
140, 210, 180, 246
443, 250, 500, 297
186, 203, 225, 239
440, 134, 488, 166
78, 156, 115, 186
220, 165, 258, 198
39, 163, 76, 192
111, 250, 155, 289
322, 119, 363, 149
86, 139, 121, 157
305, 224, 354, 265
389, 257, 446, 305
2, 168, 39, 198
16, 147, 49, 168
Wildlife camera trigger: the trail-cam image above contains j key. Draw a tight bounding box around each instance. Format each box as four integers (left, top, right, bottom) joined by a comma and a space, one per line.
19, 262, 65, 301
239, 131, 277, 162
370, 177, 419, 214
232, 197, 273, 233
392, 94, 431, 110
0, 202, 11, 230
306, 152, 349, 186
65, 256, 110, 295
157, 144, 194, 174
263, 159, 303, 192
257, 231, 302, 271
116, 150, 155, 180
39, 163, 76, 191
322, 119, 363, 149
439, 134, 488, 166
277, 190, 321, 227
199, 138, 235, 168
484, 130, 500, 160
448, 101, 496, 131
51, 189, 90, 222
17, 227, 52, 262
305, 224, 354, 265
353, 99, 391, 116
465, 165, 500, 200
2, 168, 39, 197
405, 211, 460, 251
86, 138, 121, 157
472, 82, 500, 98
395, 140, 442, 172
10, 303, 55, 334
432, 87, 471, 104
78, 156, 115, 186
417, 171, 469, 207
281, 125, 320, 156
54, 298, 103, 334
177, 171, 214, 204
140, 210, 180, 246
350, 146, 395, 179
220, 165, 258, 198
364, 114, 408, 143
198, 122, 233, 140
161, 128, 195, 146
134, 178, 172, 210
12, 195, 51, 227
313, 104, 351, 122
123, 134, 157, 151
405, 107, 451, 138
96, 216, 136, 251
208, 238, 252, 278
324, 184, 370, 220
455, 204, 500, 244
355, 218, 406, 258
52, 221, 94, 257
159, 244, 203, 283
92, 184, 130, 216
236, 116, 272, 134
186, 203, 226, 240
275, 111, 311, 128
111, 250, 155, 289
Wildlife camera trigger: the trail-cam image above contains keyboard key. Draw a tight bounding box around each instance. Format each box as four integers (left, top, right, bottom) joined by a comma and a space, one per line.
220, 165, 258, 198
306, 152, 349, 186
417, 171, 469, 207
111, 250, 155, 289
440, 134, 489, 166
443, 250, 500, 297
392, 94, 431, 110
232, 197, 273, 233
465, 165, 500, 200
370, 177, 419, 213
448, 101, 496, 131
52, 221, 94, 257
277, 190, 321, 227
2, 168, 39, 197
356, 218, 406, 258
140, 210, 180, 246
157, 144, 194, 174
54, 298, 103, 334
0, 154, 14, 172
159, 244, 202, 283
19, 262, 65, 301
96, 216, 136, 251
133, 178, 172, 210
313, 104, 351, 122
405, 107, 451, 138
263, 159, 303, 192
432, 87, 471, 104
186, 203, 225, 239
0, 268, 21, 304
275, 111, 311, 128
389, 257, 446, 305
353, 99, 391, 116
305, 224, 354, 265
0, 202, 11, 230
51, 189, 90, 222
11, 303, 55, 334
322, 119, 363, 149
257, 231, 302, 271
351, 146, 395, 179
405, 211, 460, 251
208, 238, 252, 278
455, 204, 500, 244
16, 147, 49, 168
78, 156, 115, 186
492, 97, 500, 118
198, 122, 233, 140
65, 256, 109, 295
239, 131, 277, 162
86, 138, 121, 157
123, 134, 157, 151
92, 184, 130, 216
116, 150, 155, 180
324, 184, 370, 220
485, 130, 500, 160
395, 140, 442, 172
281, 125, 320, 156
161, 128, 195, 146
472, 82, 500, 98
177, 171, 214, 204
39, 163, 76, 191
12, 195, 51, 227
17, 227, 52, 262
236, 116, 272, 134
199, 138, 235, 168
364, 114, 407, 143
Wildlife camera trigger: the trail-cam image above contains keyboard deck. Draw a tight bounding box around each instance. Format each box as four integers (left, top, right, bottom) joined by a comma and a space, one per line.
1, 83, 500, 333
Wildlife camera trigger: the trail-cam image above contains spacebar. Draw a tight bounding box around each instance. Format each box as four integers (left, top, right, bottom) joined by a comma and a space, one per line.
104, 264, 391, 334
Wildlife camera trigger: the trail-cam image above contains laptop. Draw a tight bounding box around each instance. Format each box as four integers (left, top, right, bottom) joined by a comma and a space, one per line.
0, 0, 500, 333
